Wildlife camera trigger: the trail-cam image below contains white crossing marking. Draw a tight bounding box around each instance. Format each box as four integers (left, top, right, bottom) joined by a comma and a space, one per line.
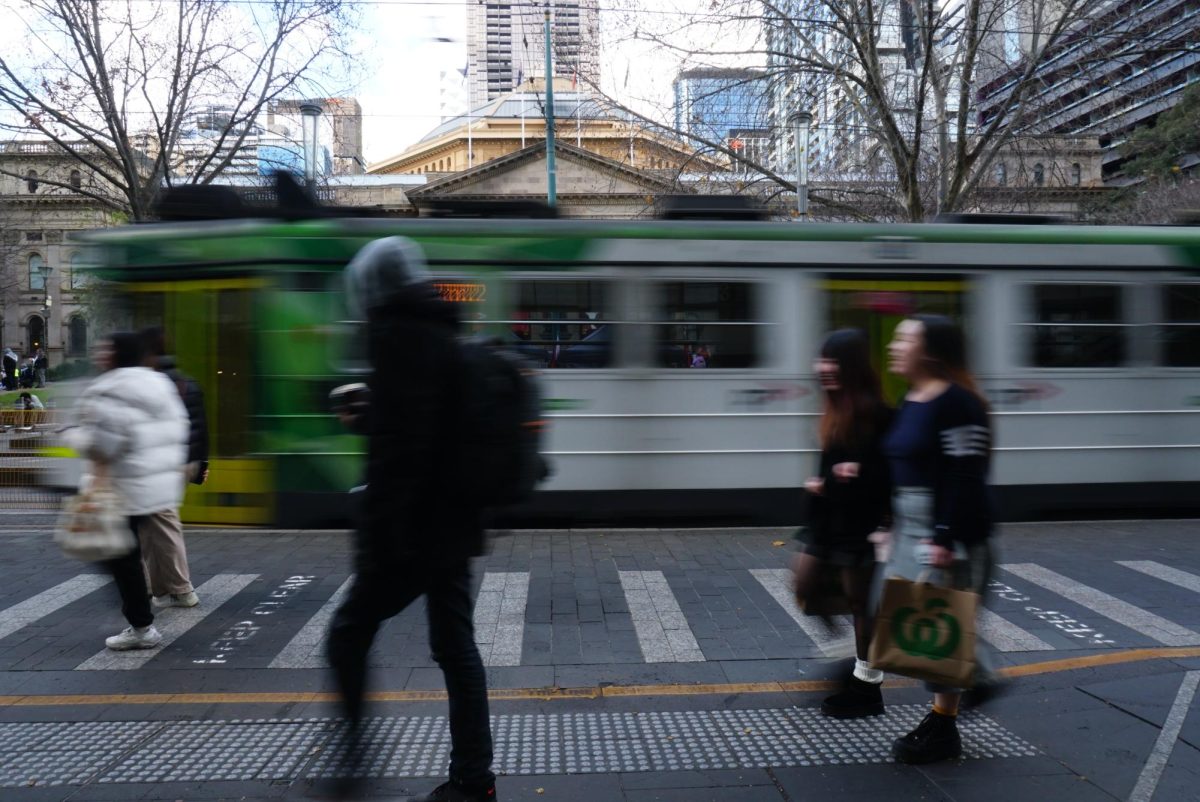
474, 572, 530, 667
1129, 671, 1200, 802
749, 569, 854, 659
1118, 561, 1200, 595
268, 577, 354, 669
0, 574, 111, 642
977, 608, 1054, 652
1001, 564, 1200, 647
76, 574, 258, 670
618, 571, 704, 663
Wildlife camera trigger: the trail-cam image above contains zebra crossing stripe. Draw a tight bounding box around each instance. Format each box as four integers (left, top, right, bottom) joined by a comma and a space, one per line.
0, 574, 111, 642
1001, 564, 1200, 647
1117, 561, 1200, 594
748, 569, 854, 659
618, 571, 704, 663
977, 608, 1054, 652
268, 577, 354, 669
76, 574, 259, 670
474, 572, 530, 667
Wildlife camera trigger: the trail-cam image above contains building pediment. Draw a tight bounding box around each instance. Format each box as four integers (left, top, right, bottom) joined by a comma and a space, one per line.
409, 142, 680, 201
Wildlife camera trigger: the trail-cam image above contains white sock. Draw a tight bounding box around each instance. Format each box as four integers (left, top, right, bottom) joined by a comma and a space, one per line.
853, 658, 883, 684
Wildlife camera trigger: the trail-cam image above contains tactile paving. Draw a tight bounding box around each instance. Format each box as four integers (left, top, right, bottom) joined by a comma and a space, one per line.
0, 705, 1039, 788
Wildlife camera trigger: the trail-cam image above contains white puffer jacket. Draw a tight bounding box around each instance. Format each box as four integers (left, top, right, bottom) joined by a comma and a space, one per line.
66, 367, 190, 516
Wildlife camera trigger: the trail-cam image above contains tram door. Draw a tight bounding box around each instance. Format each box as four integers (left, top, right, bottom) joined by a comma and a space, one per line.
123, 282, 269, 525
823, 279, 965, 404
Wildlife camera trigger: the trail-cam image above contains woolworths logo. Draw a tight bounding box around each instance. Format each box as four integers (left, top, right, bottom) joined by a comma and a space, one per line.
891, 598, 962, 660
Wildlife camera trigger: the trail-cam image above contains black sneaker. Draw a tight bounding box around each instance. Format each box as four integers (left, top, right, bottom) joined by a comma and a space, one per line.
892, 711, 962, 764
820, 675, 884, 718
406, 780, 498, 802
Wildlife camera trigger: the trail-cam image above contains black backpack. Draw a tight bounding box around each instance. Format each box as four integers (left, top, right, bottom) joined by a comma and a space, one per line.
456, 337, 550, 508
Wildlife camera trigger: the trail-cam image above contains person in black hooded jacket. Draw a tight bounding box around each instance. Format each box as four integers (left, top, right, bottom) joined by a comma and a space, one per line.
317, 237, 495, 802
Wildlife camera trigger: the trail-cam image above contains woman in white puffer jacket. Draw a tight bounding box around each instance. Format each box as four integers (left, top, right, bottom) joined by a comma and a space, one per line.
66, 332, 189, 651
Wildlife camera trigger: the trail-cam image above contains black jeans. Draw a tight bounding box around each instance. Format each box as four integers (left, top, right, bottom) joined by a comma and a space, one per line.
104, 516, 153, 629
327, 557, 494, 789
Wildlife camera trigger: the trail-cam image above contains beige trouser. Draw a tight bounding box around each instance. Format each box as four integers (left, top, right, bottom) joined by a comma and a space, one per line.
140, 507, 194, 597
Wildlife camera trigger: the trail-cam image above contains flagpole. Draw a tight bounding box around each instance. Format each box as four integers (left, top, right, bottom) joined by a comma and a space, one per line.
544, 4, 557, 206
576, 73, 581, 149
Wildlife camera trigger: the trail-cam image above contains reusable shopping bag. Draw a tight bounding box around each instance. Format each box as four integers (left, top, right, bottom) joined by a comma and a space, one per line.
869, 574, 978, 688
54, 470, 133, 562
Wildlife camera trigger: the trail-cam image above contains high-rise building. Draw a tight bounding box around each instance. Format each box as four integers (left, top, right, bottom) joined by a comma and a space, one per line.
976, 0, 1199, 183
672, 69, 769, 142
466, 0, 600, 110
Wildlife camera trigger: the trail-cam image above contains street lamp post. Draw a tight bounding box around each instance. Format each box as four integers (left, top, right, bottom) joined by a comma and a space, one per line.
789, 111, 813, 220
299, 102, 322, 186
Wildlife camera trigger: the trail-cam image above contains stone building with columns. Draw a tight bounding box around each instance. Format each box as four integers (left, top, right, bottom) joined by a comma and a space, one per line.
0, 141, 118, 368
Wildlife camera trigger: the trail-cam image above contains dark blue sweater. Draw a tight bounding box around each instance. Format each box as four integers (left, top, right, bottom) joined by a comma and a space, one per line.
884, 383, 992, 548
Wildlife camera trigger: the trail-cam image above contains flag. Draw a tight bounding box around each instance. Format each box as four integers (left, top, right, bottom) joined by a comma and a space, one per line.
515, 67, 524, 88
571, 68, 578, 89
459, 62, 468, 82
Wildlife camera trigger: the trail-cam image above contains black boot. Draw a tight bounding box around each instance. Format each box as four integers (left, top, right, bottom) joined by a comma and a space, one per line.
892, 710, 962, 764
406, 780, 497, 802
820, 675, 884, 718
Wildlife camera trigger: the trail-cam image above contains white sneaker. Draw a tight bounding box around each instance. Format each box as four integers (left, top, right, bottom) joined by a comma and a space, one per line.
152, 591, 199, 609
105, 625, 163, 651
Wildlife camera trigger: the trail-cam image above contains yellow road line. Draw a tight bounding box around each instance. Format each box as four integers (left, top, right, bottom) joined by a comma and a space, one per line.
2, 647, 1197, 708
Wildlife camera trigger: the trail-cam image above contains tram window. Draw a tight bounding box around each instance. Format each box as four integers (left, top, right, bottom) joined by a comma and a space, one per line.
513, 280, 611, 369
1163, 284, 1200, 367
1030, 284, 1126, 368
656, 281, 759, 369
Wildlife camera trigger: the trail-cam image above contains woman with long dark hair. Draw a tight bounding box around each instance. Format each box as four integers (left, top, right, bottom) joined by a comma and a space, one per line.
793, 329, 891, 718
882, 314, 996, 764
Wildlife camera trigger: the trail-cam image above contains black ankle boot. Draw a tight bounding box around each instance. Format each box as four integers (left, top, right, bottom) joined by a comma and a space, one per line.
406, 780, 497, 802
820, 675, 884, 718
892, 710, 962, 764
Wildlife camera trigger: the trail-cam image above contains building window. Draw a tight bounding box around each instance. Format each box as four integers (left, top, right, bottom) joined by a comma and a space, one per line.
26, 315, 45, 354
67, 316, 88, 357
69, 169, 82, 190
1162, 284, 1200, 367
69, 252, 87, 289
1033, 163, 1045, 187
1071, 163, 1082, 186
1029, 284, 1126, 367
995, 162, 1007, 186
26, 170, 38, 193
29, 254, 47, 291
512, 280, 612, 369
656, 282, 761, 369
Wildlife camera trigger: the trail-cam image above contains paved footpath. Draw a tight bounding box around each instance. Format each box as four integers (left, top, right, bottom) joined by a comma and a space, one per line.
0, 519, 1198, 801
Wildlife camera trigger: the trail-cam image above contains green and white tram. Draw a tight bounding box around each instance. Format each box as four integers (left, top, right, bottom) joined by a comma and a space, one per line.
67, 213, 1200, 526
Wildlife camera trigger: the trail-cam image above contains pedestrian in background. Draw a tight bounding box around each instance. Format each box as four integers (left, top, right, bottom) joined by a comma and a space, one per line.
881, 314, 996, 764
135, 327, 208, 609
35, 348, 48, 387
316, 238, 495, 802
793, 329, 891, 718
65, 333, 188, 651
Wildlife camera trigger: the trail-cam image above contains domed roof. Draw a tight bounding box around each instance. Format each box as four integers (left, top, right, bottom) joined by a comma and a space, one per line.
417, 90, 619, 144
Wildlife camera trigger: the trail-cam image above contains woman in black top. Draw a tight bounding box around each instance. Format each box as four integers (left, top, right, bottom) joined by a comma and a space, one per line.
882, 314, 995, 765
793, 329, 891, 718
